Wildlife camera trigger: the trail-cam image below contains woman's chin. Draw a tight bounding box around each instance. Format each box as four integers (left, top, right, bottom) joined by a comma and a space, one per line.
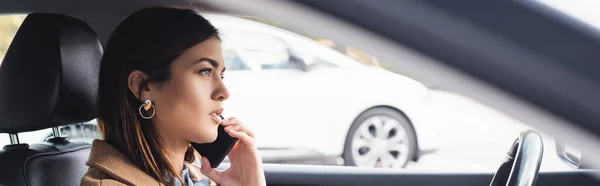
190, 126, 219, 143
190, 135, 217, 144
206, 129, 219, 143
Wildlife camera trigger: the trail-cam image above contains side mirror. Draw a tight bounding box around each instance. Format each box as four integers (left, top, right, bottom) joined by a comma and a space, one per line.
555, 142, 582, 168
289, 54, 310, 71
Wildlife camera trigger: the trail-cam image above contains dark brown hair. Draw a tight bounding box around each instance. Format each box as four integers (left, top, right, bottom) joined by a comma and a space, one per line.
97, 7, 219, 185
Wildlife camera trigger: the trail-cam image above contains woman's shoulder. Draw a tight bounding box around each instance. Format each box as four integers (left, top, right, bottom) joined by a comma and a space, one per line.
84, 139, 163, 185
81, 166, 128, 186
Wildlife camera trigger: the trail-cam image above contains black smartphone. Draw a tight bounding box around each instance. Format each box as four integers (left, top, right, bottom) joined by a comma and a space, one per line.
191, 115, 239, 168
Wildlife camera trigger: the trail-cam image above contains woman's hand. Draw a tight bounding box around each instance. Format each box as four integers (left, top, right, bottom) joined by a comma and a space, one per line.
200, 117, 266, 186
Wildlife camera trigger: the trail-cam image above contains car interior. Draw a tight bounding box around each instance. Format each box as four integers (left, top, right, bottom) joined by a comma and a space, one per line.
1, 0, 600, 186
0, 13, 102, 186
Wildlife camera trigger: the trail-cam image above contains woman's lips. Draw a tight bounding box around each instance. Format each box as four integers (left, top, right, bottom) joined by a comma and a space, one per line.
209, 107, 224, 124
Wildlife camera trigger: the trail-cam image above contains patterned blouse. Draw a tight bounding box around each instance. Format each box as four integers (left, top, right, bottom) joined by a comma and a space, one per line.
174, 164, 210, 186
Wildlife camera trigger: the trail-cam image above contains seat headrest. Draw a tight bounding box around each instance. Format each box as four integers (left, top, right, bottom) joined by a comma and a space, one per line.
0, 13, 102, 133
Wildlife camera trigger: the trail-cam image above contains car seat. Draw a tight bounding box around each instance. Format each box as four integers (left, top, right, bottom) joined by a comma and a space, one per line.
0, 13, 102, 186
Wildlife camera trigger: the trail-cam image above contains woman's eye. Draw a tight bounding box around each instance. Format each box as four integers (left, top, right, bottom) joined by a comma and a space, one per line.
220, 74, 225, 80
198, 68, 212, 76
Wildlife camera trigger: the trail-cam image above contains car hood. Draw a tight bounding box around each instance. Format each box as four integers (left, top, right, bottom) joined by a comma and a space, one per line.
319, 65, 429, 101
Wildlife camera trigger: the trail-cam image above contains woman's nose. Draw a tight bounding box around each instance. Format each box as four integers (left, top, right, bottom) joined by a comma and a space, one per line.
212, 84, 230, 101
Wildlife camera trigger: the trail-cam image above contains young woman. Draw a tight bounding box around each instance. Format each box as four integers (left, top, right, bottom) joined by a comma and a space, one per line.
81, 7, 266, 186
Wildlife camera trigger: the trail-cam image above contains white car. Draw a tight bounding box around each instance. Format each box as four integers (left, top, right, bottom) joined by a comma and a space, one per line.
211, 14, 439, 168
0, 14, 439, 168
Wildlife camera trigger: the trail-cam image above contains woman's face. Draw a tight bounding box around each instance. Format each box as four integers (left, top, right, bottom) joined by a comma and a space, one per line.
148, 37, 230, 144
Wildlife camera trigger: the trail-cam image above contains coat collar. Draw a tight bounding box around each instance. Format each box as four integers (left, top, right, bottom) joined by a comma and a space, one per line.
86, 140, 207, 185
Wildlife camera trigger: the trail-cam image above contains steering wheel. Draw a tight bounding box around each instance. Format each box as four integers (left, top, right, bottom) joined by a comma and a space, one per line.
490, 130, 544, 186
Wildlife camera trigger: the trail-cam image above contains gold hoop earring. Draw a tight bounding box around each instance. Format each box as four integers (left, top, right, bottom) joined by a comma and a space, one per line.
138, 100, 155, 119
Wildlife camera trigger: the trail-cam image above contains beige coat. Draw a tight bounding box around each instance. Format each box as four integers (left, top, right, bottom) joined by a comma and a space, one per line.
81, 140, 213, 186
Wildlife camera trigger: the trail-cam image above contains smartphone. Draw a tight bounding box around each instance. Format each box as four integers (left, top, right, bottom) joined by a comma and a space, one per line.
191, 115, 239, 168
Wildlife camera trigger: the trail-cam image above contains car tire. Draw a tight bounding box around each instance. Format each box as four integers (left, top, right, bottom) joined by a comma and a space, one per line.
343, 107, 418, 168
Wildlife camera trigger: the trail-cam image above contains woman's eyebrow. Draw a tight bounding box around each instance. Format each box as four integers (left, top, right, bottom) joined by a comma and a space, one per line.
193, 58, 219, 68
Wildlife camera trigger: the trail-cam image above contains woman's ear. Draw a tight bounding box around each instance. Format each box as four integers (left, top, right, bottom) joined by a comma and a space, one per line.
128, 70, 151, 100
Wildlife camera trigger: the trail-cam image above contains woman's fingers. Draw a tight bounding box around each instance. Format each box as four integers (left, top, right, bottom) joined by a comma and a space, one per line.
225, 127, 255, 146
224, 124, 241, 131
220, 117, 256, 147
222, 117, 255, 138
200, 157, 223, 183
220, 117, 238, 126
242, 126, 255, 138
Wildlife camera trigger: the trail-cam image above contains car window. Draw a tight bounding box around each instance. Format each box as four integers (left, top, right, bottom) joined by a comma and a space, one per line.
220, 28, 339, 70
0, 14, 26, 62
214, 15, 363, 69
286, 38, 339, 68
0, 13, 577, 173
214, 15, 575, 172
220, 29, 293, 70
222, 48, 251, 71
281, 33, 353, 69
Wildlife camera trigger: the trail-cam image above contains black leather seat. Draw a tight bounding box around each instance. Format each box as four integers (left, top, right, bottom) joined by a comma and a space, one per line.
0, 13, 102, 186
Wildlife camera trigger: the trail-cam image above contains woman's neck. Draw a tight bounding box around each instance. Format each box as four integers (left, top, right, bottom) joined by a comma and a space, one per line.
160, 132, 190, 173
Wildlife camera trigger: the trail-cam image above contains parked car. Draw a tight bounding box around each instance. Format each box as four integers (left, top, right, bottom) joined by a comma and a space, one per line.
0, 14, 439, 169
210, 14, 439, 168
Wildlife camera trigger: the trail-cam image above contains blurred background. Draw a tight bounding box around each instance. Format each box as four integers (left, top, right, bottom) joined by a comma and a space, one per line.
1, 0, 593, 172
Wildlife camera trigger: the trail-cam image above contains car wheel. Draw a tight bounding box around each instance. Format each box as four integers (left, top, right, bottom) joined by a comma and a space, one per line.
45, 123, 102, 144
343, 107, 417, 168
